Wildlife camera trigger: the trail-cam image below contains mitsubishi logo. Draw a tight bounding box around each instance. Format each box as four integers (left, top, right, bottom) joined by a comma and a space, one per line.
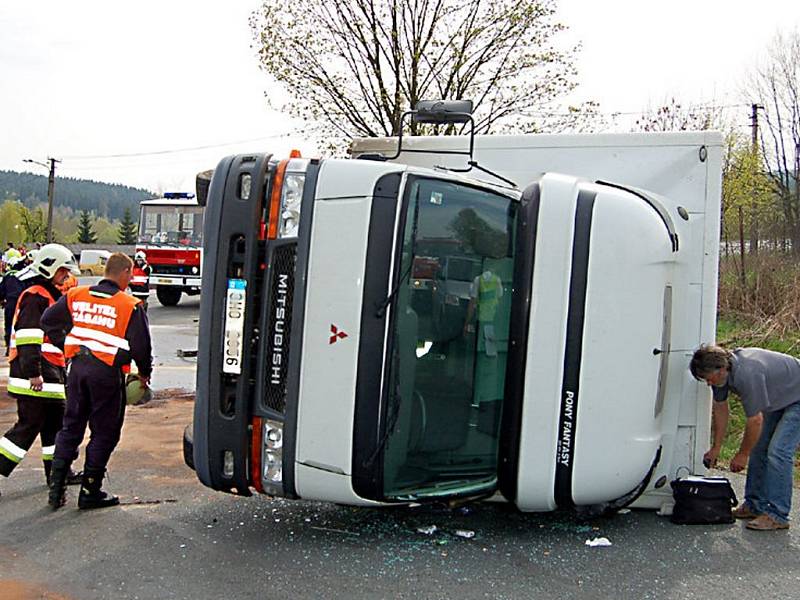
329, 324, 348, 345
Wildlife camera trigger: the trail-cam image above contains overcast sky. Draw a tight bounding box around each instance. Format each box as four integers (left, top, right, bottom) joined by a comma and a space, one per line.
1, 0, 798, 193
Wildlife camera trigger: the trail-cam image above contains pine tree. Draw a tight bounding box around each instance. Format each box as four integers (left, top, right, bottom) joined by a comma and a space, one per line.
77, 210, 97, 244
117, 207, 138, 244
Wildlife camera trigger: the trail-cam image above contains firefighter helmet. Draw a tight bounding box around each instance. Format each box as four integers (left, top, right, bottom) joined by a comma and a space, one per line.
31, 244, 81, 279
125, 373, 153, 405
135, 250, 146, 261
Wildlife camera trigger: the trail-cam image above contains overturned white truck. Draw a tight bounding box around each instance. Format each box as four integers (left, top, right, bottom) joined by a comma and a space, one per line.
185, 101, 722, 515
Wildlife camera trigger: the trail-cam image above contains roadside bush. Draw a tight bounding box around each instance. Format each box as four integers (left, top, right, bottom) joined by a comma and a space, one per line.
717, 251, 800, 351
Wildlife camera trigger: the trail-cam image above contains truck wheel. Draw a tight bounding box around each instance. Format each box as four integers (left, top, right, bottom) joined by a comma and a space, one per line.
156, 287, 182, 307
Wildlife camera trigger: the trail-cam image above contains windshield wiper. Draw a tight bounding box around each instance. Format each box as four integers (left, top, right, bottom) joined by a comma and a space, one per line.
374, 260, 413, 318
375, 188, 420, 319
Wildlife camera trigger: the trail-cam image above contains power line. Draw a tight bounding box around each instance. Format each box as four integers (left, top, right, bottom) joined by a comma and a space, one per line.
54, 102, 756, 163
518, 103, 752, 118
61, 132, 293, 161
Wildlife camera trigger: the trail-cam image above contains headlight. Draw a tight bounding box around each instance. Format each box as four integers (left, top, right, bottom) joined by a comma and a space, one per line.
278, 172, 305, 238
263, 419, 283, 485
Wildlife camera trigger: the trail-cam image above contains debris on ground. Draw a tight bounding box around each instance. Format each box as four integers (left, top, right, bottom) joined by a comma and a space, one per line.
455, 529, 475, 539
585, 537, 612, 547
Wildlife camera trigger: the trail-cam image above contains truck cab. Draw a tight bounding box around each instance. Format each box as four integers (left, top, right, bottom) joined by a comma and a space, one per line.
187, 102, 721, 514
137, 192, 204, 306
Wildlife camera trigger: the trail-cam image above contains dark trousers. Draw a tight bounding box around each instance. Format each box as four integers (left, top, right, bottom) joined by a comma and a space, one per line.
54, 356, 126, 471
0, 395, 64, 477
3, 305, 13, 349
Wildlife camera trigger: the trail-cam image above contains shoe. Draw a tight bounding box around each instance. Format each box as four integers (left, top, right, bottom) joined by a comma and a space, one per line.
45, 462, 82, 487
66, 469, 83, 486
48, 458, 71, 510
745, 514, 789, 530
78, 468, 119, 510
732, 504, 761, 519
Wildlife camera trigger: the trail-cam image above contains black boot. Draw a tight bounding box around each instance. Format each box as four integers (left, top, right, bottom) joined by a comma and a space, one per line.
44, 462, 82, 486
78, 468, 119, 510
48, 458, 71, 510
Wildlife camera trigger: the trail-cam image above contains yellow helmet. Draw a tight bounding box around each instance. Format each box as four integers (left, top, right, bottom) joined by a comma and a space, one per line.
125, 374, 153, 405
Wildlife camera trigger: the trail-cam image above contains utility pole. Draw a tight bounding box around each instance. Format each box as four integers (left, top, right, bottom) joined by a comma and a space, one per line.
23, 156, 60, 243
45, 157, 59, 243
749, 104, 763, 257
751, 103, 762, 148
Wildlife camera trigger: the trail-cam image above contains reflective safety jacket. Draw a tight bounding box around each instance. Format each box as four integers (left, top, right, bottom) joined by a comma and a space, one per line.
129, 263, 151, 299
8, 283, 66, 399
64, 284, 141, 370
130, 264, 150, 287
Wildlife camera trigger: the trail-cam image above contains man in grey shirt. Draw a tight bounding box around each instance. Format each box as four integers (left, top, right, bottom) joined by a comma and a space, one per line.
691, 345, 800, 531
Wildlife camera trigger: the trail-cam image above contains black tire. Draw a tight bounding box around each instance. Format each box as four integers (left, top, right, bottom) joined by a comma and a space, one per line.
156, 286, 182, 307
182, 424, 195, 471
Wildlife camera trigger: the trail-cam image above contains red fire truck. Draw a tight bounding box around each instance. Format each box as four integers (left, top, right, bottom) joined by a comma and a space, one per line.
136, 192, 204, 306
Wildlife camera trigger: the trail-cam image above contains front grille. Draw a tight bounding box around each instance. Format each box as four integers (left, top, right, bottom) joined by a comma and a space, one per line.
263, 243, 296, 413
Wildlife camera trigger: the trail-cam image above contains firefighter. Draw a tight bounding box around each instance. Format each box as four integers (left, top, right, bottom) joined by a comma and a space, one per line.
129, 251, 151, 309
43, 252, 152, 510
0, 244, 82, 499
0, 255, 26, 355
56, 273, 79, 294
1, 242, 22, 273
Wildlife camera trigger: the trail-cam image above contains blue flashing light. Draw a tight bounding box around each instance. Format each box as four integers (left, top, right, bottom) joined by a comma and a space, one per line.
163, 192, 196, 199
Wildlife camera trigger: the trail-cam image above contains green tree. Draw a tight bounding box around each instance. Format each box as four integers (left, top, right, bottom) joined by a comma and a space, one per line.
746, 30, 800, 254
117, 207, 138, 244
251, 0, 596, 150
0, 200, 23, 245
17, 204, 46, 243
721, 134, 775, 287
95, 216, 118, 245
77, 210, 97, 244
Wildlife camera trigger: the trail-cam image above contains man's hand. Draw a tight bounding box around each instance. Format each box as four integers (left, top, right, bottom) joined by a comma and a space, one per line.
730, 451, 749, 473
138, 373, 151, 389
703, 447, 720, 469
29, 376, 44, 392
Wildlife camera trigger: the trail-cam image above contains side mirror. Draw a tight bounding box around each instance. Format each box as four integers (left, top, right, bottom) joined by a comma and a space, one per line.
413, 100, 474, 125
195, 170, 214, 207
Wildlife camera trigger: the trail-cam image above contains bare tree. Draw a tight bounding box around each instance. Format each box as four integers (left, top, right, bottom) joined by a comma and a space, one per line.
746, 30, 800, 253
631, 97, 724, 132
250, 0, 596, 150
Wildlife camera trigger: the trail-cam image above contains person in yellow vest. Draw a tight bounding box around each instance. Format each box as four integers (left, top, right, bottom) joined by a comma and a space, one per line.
42, 253, 152, 509
0, 244, 82, 500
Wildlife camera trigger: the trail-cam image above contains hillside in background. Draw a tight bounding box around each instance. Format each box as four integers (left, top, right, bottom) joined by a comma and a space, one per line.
0, 170, 153, 220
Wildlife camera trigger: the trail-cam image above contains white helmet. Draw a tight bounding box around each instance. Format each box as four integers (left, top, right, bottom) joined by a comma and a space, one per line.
7, 254, 27, 270
32, 243, 81, 279
135, 250, 147, 261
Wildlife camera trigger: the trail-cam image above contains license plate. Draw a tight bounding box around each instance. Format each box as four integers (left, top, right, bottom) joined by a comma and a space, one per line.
222, 279, 247, 374
158, 278, 173, 284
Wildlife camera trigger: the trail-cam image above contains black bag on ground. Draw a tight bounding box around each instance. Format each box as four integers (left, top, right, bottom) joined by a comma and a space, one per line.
670, 476, 738, 525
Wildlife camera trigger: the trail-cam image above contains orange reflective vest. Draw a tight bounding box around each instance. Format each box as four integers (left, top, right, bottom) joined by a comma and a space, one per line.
9, 285, 65, 368
64, 285, 140, 369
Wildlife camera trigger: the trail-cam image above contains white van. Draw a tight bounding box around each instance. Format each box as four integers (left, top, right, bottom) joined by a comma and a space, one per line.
78, 249, 111, 276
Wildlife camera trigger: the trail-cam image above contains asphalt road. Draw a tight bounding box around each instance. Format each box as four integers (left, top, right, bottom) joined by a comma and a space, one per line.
2, 291, 800, 599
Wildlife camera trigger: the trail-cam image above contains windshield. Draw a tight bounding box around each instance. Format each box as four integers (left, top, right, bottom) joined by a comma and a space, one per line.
381, 177, 517, 499
138, 204, 204, 246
